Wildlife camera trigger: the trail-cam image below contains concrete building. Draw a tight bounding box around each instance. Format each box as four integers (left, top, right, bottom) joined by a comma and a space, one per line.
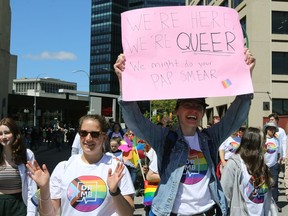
0, 0, 17, 118
187, 0, 288, 129
10, 77, 87, 128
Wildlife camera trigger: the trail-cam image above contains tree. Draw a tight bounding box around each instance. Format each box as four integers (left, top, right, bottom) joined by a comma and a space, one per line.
144, 99, 178, 126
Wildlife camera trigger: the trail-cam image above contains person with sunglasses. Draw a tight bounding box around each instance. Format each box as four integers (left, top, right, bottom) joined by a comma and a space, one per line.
26, 114, 135, 216
114, 48, 255, 216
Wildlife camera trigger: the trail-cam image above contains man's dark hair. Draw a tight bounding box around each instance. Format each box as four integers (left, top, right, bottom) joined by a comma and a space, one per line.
268, 113, 279, 122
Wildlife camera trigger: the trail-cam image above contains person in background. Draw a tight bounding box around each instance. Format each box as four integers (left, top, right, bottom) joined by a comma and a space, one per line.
0, 117, 38, 216
108, 122, 125, 140
70, 132, 82, 155
285, 141, 288, 200
109, 136, 123, 161
268, 113, 288, 201
114, 48, 255, 216
145, 147, 160, 216
212, 116, 221, 125
268, 113, 287, 161
27, 114, 135, 216
263, 122, 282, 212
221, 127, 277, 215
217, 130, 241, 179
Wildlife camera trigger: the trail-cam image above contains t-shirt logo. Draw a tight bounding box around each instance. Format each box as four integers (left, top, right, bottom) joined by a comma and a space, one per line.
67, 176, 107, 212
181, 149, 208, 184
245, 177, 268, 203
264, 142, 277, 154
228, 141, 240, 153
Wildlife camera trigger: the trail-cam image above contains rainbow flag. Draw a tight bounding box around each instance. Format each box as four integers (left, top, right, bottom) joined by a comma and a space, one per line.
221, 79, 232, 88
143, 180, 158, 206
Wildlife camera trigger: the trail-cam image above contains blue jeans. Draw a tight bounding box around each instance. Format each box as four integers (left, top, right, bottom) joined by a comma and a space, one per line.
269, 163, 279, 202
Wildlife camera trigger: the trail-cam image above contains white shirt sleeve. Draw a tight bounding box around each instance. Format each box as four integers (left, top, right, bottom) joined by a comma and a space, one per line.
50, 161, 67, 199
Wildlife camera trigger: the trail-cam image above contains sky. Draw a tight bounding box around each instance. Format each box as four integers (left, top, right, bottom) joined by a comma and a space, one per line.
10, 0, 91, 92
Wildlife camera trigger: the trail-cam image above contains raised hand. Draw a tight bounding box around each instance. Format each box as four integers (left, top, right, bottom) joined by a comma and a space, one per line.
107, 162, 125, 193
26, 160, 50, 188
244, 48, 256, 75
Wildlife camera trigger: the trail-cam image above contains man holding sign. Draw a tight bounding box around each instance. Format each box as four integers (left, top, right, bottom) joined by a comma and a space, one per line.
115, 6, 256, 216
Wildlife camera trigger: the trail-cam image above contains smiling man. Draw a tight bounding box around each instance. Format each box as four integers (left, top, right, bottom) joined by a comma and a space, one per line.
114, 48, 255, 216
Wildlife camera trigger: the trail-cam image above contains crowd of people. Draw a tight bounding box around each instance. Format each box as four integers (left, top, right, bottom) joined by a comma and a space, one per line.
1, 46, 288, 216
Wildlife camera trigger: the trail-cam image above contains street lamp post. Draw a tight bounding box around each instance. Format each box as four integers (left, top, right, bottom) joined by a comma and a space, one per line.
73, 70, 90, 113
34, 73, 46, 127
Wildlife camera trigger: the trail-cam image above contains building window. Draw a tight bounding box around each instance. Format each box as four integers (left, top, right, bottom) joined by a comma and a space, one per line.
220, 0, 229, 7
272, 52, 288, 75
232, 0, 243, 8
272, 99, 288, 115
197, 0, 204, 5
272, 11, 288, 34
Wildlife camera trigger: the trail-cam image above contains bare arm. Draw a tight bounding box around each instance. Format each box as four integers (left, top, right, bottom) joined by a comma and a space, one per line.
146, 169, 160, 183
219, 149, 227, 166
114, 54, 126, 95
26, 161, 60, 216
107, 162, 135, 215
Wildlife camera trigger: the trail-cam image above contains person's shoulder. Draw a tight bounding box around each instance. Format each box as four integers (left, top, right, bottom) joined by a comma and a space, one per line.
26, 148, 34, 156
227, 154, 241, 167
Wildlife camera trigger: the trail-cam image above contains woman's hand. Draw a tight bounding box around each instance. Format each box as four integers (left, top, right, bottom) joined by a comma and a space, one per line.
114, 54, 126, 95
107, 162, 125, 193
244, 48, 256, 76
26, 160, 50, 188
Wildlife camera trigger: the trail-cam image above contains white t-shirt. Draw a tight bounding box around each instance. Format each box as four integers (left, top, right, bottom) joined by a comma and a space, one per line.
240, 157, 267, 216
264, 136, 280, 167
172, 133, 215, 215
50, 154, 135, 216
276, 127, 287, 158
219, 136, 241, 160
147, 148, 158, 173
71, 133, 83, 155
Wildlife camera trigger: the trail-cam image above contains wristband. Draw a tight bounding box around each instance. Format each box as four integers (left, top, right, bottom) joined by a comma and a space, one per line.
109, 187, 121, 196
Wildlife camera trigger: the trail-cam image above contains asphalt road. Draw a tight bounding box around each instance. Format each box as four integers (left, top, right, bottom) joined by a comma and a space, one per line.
34, 143, 287, 216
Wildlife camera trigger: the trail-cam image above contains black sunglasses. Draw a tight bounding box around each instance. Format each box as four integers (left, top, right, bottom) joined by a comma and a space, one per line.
78, 130, 102, 138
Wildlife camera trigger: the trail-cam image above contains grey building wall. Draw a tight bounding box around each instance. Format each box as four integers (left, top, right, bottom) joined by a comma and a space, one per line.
0, 0, 11, 118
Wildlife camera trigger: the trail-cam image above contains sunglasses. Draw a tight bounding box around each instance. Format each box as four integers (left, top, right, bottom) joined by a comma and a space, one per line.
78, 130, 102, 138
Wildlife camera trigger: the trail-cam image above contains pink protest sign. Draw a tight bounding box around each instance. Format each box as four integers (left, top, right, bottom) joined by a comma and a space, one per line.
121, 6, 253, 101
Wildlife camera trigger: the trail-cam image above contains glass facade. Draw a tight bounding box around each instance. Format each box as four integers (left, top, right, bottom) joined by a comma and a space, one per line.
90, 0, 127, 95
272, 11, 288, 34
272, 99, 288, 115
272, 52, 288, 75
220, 0, 229, 7
90, 0, 185, 95
232, 0, 243, 8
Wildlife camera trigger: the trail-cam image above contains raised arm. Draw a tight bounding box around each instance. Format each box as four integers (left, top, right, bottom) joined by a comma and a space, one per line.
107, 162, 134, 216
26, 160, 60, 216
114, 53, 126, 95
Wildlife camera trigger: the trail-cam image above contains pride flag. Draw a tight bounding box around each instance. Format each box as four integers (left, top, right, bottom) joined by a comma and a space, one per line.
143, 180, 158, 206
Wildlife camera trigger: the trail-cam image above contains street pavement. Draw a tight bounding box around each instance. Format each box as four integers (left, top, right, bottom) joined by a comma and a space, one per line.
34, 143, 287, 216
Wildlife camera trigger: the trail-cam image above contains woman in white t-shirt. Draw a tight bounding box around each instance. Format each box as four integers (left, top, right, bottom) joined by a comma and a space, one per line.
263, 122, 281, 212
221, 127, 277, 216
27, 114, 135, 216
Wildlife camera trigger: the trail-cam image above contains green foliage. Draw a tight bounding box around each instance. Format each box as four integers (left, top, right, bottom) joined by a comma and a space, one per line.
144, 99, 178, 126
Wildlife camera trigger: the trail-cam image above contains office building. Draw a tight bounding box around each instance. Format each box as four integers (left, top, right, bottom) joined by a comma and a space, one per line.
90, 0, 185, 95
0, 0, 17, 118
187, 0, 288, 128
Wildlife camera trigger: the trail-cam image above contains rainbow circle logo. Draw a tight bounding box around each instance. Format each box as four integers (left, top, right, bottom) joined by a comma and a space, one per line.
67, 176, 107, 212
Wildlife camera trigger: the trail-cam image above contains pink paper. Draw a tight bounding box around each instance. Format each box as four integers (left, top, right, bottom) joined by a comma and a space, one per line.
121, 6, 254, 101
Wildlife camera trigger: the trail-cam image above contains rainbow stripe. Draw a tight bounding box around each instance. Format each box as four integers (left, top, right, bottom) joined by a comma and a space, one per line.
221, 79, 232, 88
67, 176, 107, 212
143, 181, 158, 206
181, 150, 208, 184
265, 142, 277, 154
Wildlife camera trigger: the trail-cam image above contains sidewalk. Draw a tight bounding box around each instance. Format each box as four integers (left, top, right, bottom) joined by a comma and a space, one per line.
134, 196, 145, 216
